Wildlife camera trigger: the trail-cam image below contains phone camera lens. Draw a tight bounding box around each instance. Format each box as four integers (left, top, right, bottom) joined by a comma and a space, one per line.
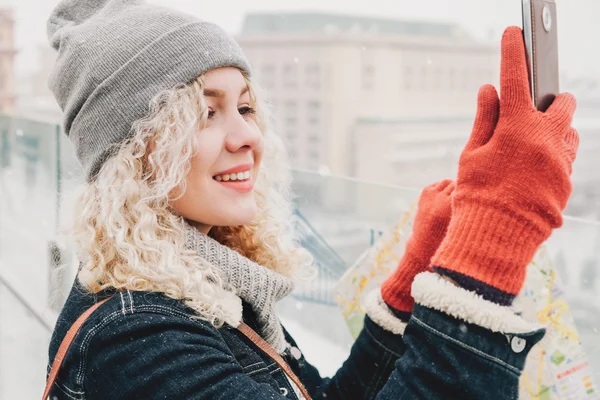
542, 5, 552, 32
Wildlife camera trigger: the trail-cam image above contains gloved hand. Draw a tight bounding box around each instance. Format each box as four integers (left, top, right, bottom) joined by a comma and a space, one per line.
431, 27, 580, 306
381, 180, 454, 321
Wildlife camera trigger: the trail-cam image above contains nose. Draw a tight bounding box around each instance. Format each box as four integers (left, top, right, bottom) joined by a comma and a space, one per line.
224, 113, 262, 154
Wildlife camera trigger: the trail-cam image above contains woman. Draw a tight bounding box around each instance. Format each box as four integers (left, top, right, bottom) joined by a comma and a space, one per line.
45, 1, 579, 399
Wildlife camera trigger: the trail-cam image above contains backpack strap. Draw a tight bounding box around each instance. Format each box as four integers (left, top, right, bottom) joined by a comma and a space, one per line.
237, 323, 312, 400
43, 296, 112, 400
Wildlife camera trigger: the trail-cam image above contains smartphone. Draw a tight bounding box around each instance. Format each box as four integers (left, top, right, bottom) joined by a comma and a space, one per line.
522, 0, 560, 111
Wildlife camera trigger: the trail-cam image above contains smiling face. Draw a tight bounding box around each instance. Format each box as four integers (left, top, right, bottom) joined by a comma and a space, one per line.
170, 67, 264, 234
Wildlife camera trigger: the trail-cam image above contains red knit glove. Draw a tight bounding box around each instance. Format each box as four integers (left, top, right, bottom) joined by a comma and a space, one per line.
431, 27, 580, 306
381, 180, 454, 320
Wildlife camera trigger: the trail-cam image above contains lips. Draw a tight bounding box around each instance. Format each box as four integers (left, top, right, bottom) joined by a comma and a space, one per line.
212, 163, 255, 193
213, 163, 254, 177
214, 170, 250, 182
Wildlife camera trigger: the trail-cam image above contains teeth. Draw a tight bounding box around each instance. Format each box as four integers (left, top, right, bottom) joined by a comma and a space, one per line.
214, 170, 251, 182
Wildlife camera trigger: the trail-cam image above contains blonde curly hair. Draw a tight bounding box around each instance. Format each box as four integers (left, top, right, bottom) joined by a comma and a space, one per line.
62, 73, 314, 327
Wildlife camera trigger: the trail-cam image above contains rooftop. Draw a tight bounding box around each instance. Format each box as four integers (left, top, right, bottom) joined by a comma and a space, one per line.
241, 12, 468, 39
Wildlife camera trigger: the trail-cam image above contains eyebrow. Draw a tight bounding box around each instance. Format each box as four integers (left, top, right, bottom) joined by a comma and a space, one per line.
203, 86, 249, 98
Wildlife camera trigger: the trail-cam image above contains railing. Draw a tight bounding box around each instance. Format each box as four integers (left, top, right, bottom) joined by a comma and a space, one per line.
0, 274, 52, 332
1, 115, 599, 398
292, 210, 348, 305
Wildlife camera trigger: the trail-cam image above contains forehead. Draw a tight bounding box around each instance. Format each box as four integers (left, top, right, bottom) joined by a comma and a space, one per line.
203, 67, 247, 96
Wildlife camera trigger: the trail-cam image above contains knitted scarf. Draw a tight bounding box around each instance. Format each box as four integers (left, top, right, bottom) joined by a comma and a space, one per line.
185, 226, 295, 354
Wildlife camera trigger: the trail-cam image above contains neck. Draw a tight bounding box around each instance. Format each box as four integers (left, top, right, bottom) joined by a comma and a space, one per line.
185, 218, 212, 235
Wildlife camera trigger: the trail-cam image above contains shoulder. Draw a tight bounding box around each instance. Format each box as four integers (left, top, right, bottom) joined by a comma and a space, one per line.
98, 289, 198, 320
53, 289, 237, 396
67, 289, 208, 341
76, 289, 232, 352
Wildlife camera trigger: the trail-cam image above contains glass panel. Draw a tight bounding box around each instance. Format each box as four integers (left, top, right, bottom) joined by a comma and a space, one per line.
0, 115, 59, 398
546, 216, 600, 380
287, 170, 600, 381
0, 281, 52, 399
0, 115, 60, 312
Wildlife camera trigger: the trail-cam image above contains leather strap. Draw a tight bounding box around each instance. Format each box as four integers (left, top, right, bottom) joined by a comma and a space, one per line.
43, 297, 112, 400
237, 323, 312, 400
44, 297, 312, 400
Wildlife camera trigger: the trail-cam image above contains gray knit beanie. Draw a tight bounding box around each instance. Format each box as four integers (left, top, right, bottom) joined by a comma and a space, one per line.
47, 0, 252, 182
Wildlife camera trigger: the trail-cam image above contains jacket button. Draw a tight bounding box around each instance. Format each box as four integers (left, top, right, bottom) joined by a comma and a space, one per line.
511, 336, 526, 353
279, 387, 288, 396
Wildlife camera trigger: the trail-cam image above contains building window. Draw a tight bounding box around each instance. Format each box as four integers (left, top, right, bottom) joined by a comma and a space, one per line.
284, 100, 297, 112
448, 68, 456, 90
286, 130, 297, 142
306, 64, 321, 89
362, 65, 375, 91
283, 64, 297, 88
307, 101, 321, 112
421, 66, 430, 91
403, 66, 413, 91
260, 64, 276, 89
462, 70, 470, 90
309, 138, 320, 162
434, 66, 443, 88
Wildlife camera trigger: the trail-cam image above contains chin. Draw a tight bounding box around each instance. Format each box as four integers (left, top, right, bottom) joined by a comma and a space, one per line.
180, 194, 259, 231
217, 200, 258, 227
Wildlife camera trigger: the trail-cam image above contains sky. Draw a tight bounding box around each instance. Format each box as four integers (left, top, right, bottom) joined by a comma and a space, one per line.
3, 0, 600, 81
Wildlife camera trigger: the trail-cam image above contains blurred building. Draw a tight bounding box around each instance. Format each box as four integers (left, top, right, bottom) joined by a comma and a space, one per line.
543, 77, 600, 219
353, 117, 470, 188
238, 13, 600, 221
0, 9, 17, 113
236, 12, 499, 182
16, 45, 62, 123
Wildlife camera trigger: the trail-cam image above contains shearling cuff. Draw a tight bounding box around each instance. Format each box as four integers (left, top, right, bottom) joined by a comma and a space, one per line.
365, 289, 408, 335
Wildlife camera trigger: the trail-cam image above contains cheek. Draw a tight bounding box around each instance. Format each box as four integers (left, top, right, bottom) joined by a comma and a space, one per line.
172, 131, 221, 203
190, 129, 223, 176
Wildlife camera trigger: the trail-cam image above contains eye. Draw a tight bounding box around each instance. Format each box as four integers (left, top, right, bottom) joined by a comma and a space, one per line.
238, 106, 256, 116
207, 110, 216, 119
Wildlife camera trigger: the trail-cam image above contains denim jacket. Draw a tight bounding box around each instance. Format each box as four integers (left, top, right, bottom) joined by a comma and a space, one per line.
47, 272, 545, 399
